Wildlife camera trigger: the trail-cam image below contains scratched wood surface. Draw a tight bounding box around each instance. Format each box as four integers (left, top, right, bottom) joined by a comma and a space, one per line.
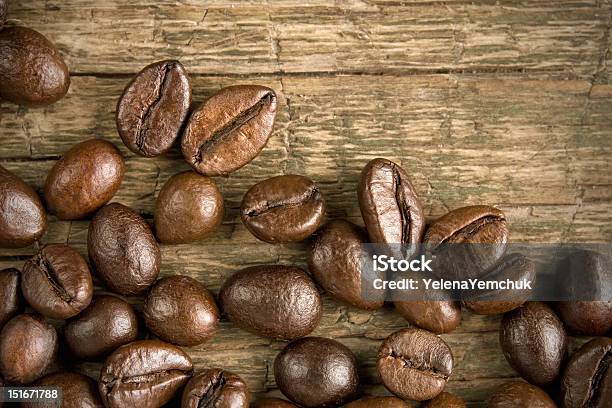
1, 0, 611, 406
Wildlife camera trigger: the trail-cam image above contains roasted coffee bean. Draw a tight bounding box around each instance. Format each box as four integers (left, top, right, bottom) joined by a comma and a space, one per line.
99, 340, 193, 408
0, 26, 69, 106
219, 265, 322, 340
45, 139, 125, 220
358, 158, 425, 254
88, 203, 160, 295
64, 295, 138, 360
240, 175, 325, 243
423, 392, 466, 408
344, 396, 412, 408
424, 205, 508, 279
181, 368, 250, 408
253, 398, 299, 408
22, 372, 104, 408
0, 165, 47, 248
0, 268, 21, 329
464, 253, 535, 315
560, 337, 611, 408
144, 275, 219, 346
309, 219, 384, 310
117, 60, 191, 157
0, 314, 57, 384
22, 244, 93, 319
394, 300, 461, 334
500, 302, 566, 386
274, 337, 359, 407
377, 328, 453, 401
487, 381, 556, 408
182, 85, 277, 176
154, 171, 224, 244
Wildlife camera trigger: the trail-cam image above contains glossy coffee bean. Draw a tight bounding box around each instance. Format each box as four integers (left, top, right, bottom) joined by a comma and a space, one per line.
500, 302, 566, 386
64, 295, 138, 360
0, 314, 57, 384
219, 265, 322, 340
394, 300, 461, 334
487, 381, 556, 408
377, 328, 453, 401
22, 372, 104, 408
181, 368, 250, 408
22, 244, 93, 319
88, 203, 160, 295
423, 392, 466, 408
0, 268, 21, 329
253, 398, 299, 408
0, 165, 47, 248
344, 396, 412, 407
45, 139, 125, 220
117, 60, 191, 157
154, 171, 224, 244
182, 85, 277, 176
464, 253, 536, 315
309, 219, 384, 310
240, 175, 325, 243
144, 275, 219, 346
99, 340, 193, 408
560, 337, 611, 408
0, 26, 69, 106
274, 337, 359, 407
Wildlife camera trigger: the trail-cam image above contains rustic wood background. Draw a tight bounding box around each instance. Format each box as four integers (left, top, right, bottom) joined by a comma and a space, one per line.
1, 1, 611, 406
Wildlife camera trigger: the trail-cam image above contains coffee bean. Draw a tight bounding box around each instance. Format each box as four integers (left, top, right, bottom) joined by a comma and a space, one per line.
309, 219, 384, 310
181, 368, 250, 408
99, 340, 193, 408
487, 381, 556, 408
117, 60, 191, 157
344, 396, 412, 408
144, 275, 219, 346
394, 298, 461, 334
464, 253, 535, 315
45, 139, 125, 220
274, 337, 359, 407
154, 171, 224, 244
377, 328, 453, 401
560, 337, 611, 408
0, 165, 47, 248
22, 372, 104, 408
423, 392, 466, 408
219, 265, 322, 340
0, 26, 69, 106
88, 203, 160, 295
64, 295, 138, 360
500, 302, 566, 386
240, 175, 325, 243
182, 85, 277, 176
0, 268, 21, 329
22, 244, 93, 319
253, 398, 299, 408
0, 314, 57, 384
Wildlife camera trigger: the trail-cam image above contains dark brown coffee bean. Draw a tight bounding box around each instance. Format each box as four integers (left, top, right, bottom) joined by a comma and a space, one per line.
0, 165, 47, 248
309, 219, 384, 310
64, 295, 138, 360
0, 268, 21, 329
253, 398, 299, 408
99, 340, 193, 408
344, 396, 412, 408
423, 392, 466, 408
560, 337, 611, 408
182, 85, 277, 176
88, 203, 160, 295
500, 302, 566, 386
154, 171, 224, 244
394, 299, 461, 334
487, 381, 556, 408
0, 314, 57, 384
116, 60, 191, 157
240, 175, 325, 243
44, 139, 125, 220
0, 26, 69, 106
144, 275, 219, 346
181, 368, 250, 408
22, 244, 93, 319
377, 328, 453, 401
274, 337, 359, 407
219, 265, 322, 340
22, 372, 104, 408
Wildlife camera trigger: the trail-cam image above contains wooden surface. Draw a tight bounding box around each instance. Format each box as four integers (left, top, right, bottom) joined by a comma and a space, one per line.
1, 1, 611, 406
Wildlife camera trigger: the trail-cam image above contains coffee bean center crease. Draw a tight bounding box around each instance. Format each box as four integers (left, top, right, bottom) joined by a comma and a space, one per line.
136, 62, 173, 152
35, 254, 73, 303
245, 186, 321, 217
